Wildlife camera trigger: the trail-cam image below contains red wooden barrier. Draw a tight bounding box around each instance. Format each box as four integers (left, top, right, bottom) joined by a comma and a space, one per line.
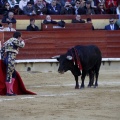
2, 30, 120, 59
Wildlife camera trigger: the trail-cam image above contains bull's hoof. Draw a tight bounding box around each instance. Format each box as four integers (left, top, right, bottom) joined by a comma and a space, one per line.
88, 84, 94, 88
88, 84, 92, 88
94, 85, 98, 88
80, 86, 85, 89
88, 85, 91, 88
94, 83, 98, 88
75, 86, 79, 89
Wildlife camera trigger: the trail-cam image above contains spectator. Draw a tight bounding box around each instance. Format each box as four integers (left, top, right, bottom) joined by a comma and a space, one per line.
72, 15, 85, 23
2, 2, 14, 16
96, 0, 106, 10
16, 0, 21, 3
8, 0, 18, 8
97, 0, 105, 5
104, 18, 119, 30
59, 0, 75, 7
96, 3, 106, 14
8, 0, 20, 15
105, 0, 118, 14
34, 0, 37, 4
0, 0, 7, 8
3, 22, 16, 31
84, 1, 95, 15
19, 0, 30, 11
26, 18, 39, 31
79, 0, 86, 8
60, 1, 74, 15
43, 15, 57, 24
47, 0, 61, 15
13, 4, 21, 15
34, 0, 47, 15
30, 0, 35, 4
74, 1, 80, 15
59, 0, 66, 7
116, 4, 120, 15
23, 1, 36, 15
44, 0, 52, 4
1, 11, 16, 23
86, 18, 94, 30
74, 0, 86, 15
34, 0, 45, 4
90, 0, 97, 8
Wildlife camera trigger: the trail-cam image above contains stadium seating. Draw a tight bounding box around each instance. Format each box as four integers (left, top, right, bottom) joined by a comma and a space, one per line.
0, 15, 118, 30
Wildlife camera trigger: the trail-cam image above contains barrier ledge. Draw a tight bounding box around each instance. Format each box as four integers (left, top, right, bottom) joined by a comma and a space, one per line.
102, 58, 120, 61
15, 59, 58, 63
15, 58, 120, 63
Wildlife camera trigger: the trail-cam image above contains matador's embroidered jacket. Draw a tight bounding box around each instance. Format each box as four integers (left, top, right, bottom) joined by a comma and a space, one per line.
1, 37, 25, 60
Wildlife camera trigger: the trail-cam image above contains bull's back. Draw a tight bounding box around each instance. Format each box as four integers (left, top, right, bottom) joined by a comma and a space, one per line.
75, 45, 102, 70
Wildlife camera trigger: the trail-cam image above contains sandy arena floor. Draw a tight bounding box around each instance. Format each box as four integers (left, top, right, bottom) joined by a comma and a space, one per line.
0, 70, 120, 120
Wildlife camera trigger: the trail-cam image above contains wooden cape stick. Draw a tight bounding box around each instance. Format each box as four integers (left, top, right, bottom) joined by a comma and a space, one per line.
24, 36, 41, 42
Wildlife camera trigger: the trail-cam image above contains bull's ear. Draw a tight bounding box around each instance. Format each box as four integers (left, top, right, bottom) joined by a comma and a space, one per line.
66, 55, 72, 60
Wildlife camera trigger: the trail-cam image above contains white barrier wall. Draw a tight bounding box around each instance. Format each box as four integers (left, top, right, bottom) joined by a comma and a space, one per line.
15, 59, 120, 72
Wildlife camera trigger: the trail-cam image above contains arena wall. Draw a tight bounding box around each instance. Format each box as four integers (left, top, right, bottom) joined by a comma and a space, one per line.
15, 59, 120, 72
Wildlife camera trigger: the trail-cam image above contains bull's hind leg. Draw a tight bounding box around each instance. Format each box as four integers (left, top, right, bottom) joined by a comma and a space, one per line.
74, 75, 79, 89
94, 72, 99, 88
88, 70, 94, 87
94, 64, 101, 88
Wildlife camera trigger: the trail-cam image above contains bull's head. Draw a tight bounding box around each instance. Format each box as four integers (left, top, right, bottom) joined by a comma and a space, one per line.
52, 54, 74, 74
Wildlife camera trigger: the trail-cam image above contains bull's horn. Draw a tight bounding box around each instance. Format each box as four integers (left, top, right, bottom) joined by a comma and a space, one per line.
66, 55, 72, 60
51, 55, 60, 59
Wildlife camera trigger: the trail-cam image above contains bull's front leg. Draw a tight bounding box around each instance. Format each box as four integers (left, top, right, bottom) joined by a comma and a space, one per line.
74, 75, 79, 89
80, 71, 86, 89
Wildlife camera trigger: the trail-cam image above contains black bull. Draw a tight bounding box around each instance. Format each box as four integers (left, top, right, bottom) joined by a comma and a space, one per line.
52, 45, 102, 89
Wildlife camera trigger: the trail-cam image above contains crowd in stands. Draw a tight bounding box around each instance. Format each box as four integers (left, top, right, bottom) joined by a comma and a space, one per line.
0, 11, 119, 31
0, 0, 120, 31
0, 0, 119, 16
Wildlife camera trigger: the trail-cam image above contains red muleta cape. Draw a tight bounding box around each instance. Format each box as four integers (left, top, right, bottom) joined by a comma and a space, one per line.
0, 60, 36, 95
